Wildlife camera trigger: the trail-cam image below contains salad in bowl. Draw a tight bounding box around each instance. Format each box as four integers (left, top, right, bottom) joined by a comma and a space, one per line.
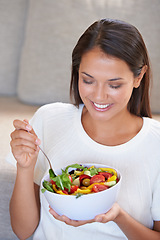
41, 163, 121, 220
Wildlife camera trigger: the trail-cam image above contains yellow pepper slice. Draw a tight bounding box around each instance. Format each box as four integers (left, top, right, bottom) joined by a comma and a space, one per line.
74, 170, 84, 176
74, 188, 92, 194
107, 175, 117, 182
52, 184, 58, 193
88, 166, 95, 169
57, 190, 68, 195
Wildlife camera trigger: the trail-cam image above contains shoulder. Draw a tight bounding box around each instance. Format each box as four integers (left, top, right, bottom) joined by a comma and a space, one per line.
31, 103, 83, 130
144, 117, 160, 141
145, 117, 160, 131
34, 102, 79, 118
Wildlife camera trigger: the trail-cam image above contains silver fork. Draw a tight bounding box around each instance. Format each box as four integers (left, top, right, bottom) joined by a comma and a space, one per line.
39, 146, 57, 176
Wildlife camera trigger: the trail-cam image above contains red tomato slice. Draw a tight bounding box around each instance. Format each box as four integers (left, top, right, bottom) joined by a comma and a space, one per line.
99, 172, 113, 180
90, 174, 105, 185
92, 184, 108, 192
68, 175, 73, 182
50, 180, 56, 185
79, 174, 91, 183
69, 185, 78, 194
62, 190, 69, 194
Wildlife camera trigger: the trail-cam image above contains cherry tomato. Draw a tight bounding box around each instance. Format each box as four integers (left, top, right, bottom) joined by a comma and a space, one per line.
68, 175, 73, 182
90, 174, 105, 185
79, 174, 91, 183
50, 180, 56, 185
62, 190, 68, 194
69, 185, 78, 194
92, 184, 108, 192
82, 178, 90, 187
99, 172, 113, 180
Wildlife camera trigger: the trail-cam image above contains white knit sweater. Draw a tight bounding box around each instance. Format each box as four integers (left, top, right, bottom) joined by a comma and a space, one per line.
7, 102, 160, 240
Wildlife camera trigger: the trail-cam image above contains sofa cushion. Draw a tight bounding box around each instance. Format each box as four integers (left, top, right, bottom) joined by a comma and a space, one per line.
17, 0, 160, 112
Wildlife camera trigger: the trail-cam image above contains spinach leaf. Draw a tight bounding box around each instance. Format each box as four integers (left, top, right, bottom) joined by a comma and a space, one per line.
76, 193, 83, 199
41, 188, 46, 193
90, 167, 101, 176
65, 164, 84, 174
49, 168, 56, 178
51, 173, 72, 191
43, 180, 54, 192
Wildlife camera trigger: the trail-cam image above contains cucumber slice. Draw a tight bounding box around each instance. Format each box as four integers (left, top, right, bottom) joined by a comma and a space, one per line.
104, 180, 116, 187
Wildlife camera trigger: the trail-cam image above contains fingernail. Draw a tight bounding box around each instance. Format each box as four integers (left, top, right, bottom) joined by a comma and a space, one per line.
26, 125, 32, 131
35, 138, 41, 145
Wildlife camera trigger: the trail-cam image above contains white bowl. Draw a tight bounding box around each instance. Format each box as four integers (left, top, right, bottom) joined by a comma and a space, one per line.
41, 163, 121, 220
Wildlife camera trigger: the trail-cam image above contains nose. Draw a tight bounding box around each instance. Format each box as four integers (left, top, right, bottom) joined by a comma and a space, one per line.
94, 83, 107, 101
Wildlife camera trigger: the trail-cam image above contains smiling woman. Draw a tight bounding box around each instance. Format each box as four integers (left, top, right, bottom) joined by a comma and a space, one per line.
70, 19, 151, 118
78, 48, 145, 122
8, 19, 160, 240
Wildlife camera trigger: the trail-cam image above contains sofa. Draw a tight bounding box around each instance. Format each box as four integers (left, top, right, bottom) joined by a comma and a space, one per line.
0, 0, 160, 111
0, 0, 160, 239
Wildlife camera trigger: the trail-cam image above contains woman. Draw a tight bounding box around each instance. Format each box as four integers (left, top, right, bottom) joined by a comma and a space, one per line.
9, 19, 160, 239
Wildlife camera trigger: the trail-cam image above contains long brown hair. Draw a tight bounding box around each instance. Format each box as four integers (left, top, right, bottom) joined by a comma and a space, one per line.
70, 18, 152, 117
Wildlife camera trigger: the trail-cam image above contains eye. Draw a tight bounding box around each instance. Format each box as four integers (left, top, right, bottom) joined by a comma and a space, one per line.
82, 79, 93, 84
109, 84, 121, 89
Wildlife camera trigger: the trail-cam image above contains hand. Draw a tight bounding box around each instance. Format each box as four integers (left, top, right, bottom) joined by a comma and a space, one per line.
49, 203, 121, 227
94, 203, 121, 223
49, 206, 94, 227
10, 119, 41, 169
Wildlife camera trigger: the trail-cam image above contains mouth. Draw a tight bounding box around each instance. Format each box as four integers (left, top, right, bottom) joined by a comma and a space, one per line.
91, 101, 112, 111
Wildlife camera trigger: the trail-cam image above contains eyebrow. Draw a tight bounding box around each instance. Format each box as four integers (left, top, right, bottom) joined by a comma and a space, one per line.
81, 72, 94, 78
81, 72, 123, 81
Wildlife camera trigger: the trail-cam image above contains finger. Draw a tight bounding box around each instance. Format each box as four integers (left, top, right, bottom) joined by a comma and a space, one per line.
63, 217, 94, 227
10, 138, 39, 152
13, 119, 32, 132
49, 207, 72, 225
94, 214, 106, 223
94, 203, 119, 223
23, 119, 36, 135
49, 206, 94, 226
10, 129, 41, 146
12, 144, 39, 156
49, 207, 62, 220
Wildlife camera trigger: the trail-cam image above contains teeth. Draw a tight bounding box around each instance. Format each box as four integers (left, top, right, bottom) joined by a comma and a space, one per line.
94, 102, 110, 109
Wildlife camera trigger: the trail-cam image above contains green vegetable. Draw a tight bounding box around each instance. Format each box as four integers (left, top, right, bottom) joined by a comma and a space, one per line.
75, 193, 83, 199
43, 180, 54, 192
48, 164, 84, 191
49, 168, 56, 178
65, 164, 84, 174
41, 188, 46, 193
104, 180, 116, 187
90, 167, 101, 176
50, 171, 71, 191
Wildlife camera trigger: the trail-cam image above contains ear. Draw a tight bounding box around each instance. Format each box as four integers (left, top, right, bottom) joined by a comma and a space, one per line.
134, 65, 148, 88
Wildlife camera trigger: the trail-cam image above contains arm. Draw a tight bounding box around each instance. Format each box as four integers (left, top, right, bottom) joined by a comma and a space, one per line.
97, 203, 160, 240
49, 203, 160, 239
9, 120, 41, 240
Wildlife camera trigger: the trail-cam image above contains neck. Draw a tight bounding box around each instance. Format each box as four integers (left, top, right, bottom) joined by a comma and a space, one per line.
81, 107, 142, 146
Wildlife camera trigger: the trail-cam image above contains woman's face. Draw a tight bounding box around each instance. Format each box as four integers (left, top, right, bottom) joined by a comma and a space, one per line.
78, 47, 140, 122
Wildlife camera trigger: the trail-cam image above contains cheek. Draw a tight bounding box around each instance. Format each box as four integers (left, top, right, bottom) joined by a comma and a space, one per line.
110, 87, 133, 104
78, 81, 91, 98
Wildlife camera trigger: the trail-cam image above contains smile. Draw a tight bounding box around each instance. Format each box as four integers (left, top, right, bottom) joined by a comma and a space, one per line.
91, 101, 112, 112
93, 102, 110, 109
